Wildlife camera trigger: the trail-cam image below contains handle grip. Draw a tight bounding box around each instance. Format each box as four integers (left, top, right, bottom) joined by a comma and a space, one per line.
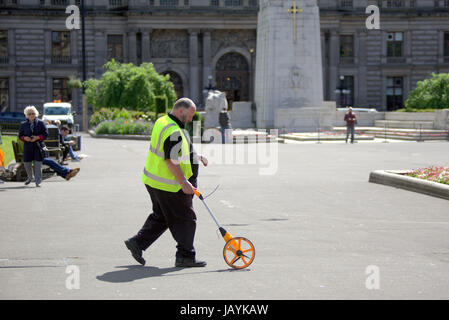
193, 188, 202, 199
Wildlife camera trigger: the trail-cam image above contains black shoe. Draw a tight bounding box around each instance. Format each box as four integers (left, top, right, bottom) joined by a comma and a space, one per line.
124, 239, 145, 266
175, 257, 207, 268
24, 178, 32, 185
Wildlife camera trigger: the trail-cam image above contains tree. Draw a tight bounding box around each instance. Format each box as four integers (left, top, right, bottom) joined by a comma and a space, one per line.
84, 60, 177, 113
405, 73, 449, 110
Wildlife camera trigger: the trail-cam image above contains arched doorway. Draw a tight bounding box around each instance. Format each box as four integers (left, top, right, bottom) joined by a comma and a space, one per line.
163, 71, 184, 99
215, 52, 249, 108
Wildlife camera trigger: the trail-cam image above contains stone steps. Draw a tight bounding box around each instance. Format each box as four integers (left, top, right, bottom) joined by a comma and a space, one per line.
354, 127, 448, 141
374, 120, 434, 129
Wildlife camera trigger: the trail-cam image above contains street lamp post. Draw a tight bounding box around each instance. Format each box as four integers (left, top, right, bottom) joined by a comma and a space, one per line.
81, 0, 88, 132
334, 75, 351, 108
202, 75, 216, 108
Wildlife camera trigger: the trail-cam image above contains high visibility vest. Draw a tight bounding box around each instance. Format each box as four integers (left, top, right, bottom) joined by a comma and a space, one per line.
142, 115, 193, 192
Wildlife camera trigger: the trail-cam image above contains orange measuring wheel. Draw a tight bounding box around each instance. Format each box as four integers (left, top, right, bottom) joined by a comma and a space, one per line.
223, 237, 255, 270
194, 188, 256, 270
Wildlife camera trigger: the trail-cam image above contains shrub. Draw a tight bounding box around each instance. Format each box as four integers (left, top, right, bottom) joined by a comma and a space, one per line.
84, 60, 177, 113
95, 119, 154, 136
405, 73, 449, 110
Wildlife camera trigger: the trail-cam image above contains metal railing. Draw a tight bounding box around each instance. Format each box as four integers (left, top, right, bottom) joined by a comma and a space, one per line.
109, 0, 128, 8
51, 55, 71, 64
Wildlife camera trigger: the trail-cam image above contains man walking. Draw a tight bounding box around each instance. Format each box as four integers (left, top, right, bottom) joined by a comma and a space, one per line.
125, 98, 208, 268
344, 107, 357, 144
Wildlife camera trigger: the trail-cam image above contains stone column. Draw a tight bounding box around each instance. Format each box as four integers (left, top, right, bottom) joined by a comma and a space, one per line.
202, 29, 212, 94
328, 30, 339, 102
71, 29, 78, 65
380, 30, 387, 64
8, 29, 15, 65
9, 74, 16, 112
438, 30, 444, 65
405, 30, 412, 64
357, 29, 368, 107
44, 29, 51, 65
189, 29, 199, 104
94, 30, 106, 77
321, 30, 327, 100
128, 29, 137, 65
142, 28, 152, 62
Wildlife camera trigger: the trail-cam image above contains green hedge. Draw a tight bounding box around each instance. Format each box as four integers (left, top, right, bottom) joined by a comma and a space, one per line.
90, 108, 155, 128
95, 119, 154, 136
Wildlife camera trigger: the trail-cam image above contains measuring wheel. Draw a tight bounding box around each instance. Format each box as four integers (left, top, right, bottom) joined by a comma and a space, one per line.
223, 237, 255, 270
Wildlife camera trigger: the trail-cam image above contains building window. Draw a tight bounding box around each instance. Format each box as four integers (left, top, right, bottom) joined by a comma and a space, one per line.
0, 78, 9, 112
249, 0, 258, 6
387, 32, 403, 57
160, 0, 179, 6
0, 30, 8, 64
52, 78, 72, 102
52, 31, 71, 64
109, 0, 127, 7
107, 35, 124, 62
210, 0, 219, 6
387, 0, 404, 7
444, 32, 449, 57
340, 0, 353, 8
340, 35, 354, 63
51, 0, 69, 5
386, 77, 404, 111
225, 0, 242, 6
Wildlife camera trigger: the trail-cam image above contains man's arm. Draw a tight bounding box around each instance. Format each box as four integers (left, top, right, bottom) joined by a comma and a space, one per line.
165, 159, 195, 194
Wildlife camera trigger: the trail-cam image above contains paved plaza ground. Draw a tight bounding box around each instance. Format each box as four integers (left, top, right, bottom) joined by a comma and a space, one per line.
1, 135, 449, 299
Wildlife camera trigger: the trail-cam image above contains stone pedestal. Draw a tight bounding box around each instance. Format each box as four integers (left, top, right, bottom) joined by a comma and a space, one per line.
231, 102, 254, 129
255, 0, 329, 131
275, 103, 334, 132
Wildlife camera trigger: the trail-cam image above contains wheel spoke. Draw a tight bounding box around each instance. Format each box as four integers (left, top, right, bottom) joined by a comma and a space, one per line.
230, 255, 241, 265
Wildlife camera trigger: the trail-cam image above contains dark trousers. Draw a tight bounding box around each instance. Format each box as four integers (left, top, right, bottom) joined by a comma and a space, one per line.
346, 125, 355, 143
132, 184, 197, 259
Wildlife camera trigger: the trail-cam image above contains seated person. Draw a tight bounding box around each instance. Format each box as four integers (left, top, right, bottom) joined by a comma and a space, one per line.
43, 157, 80, 181
59, 125, 81, 162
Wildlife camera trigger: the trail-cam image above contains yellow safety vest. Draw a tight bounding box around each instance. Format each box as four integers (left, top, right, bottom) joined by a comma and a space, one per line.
142, 115, 193, 192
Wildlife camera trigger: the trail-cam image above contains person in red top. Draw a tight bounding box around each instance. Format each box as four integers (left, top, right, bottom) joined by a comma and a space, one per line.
344, 107, 357, 144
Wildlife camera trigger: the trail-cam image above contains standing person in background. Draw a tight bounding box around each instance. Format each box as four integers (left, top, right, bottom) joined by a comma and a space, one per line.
344, 107, 357, 144
219, 107, 231, 144
18, 106, 48, 187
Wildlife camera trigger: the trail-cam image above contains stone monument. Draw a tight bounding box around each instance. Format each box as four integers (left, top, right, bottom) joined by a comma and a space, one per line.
204, 90, 228, 129
254, 0, 333, 131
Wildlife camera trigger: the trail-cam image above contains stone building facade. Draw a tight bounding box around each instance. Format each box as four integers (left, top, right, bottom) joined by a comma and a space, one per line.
1, 0, 449, 126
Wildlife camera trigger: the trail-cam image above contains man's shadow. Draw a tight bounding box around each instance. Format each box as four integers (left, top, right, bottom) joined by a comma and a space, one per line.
97, 265, 246, 283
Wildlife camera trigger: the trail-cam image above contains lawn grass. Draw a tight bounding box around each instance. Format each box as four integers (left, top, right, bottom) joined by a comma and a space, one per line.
0, 135, 17, 167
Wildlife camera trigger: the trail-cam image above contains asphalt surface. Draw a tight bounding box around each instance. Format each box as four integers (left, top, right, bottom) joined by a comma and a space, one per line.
1, 135, 449, 299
